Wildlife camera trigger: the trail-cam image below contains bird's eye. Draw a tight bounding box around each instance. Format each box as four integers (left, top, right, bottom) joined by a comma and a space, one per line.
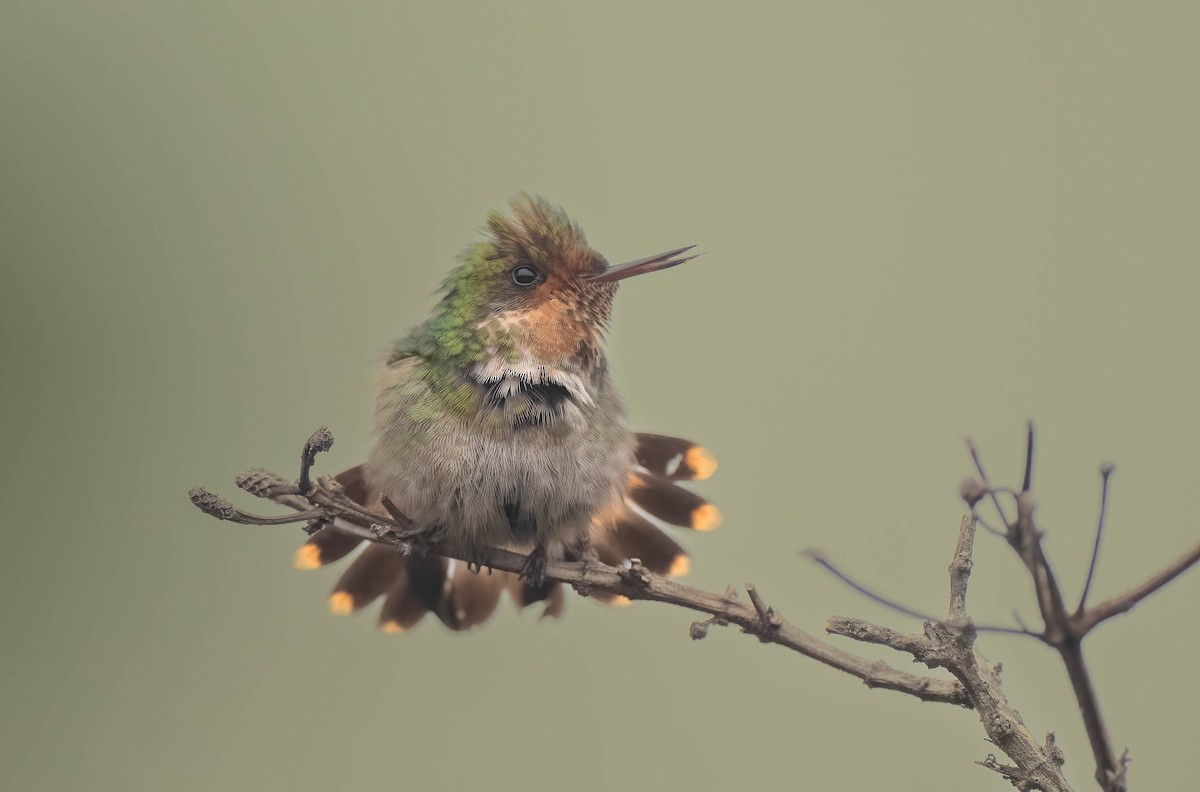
511, 265, 539, 287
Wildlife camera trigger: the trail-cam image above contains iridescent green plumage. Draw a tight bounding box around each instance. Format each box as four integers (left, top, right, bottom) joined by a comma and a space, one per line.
390, 194, 592, 369
390, 242, 504, 366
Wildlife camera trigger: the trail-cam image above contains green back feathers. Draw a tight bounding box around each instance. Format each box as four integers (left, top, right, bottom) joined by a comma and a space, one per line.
391, 242, 504, 366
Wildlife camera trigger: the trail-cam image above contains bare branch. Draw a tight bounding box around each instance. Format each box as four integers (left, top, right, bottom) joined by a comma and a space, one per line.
979, 734, 1066, 792
825, 616, 931, 657
745, 584, 783, 633
973, 433, 1129, 791
404, 540, 969, 705
193, 426, 1200, 791
940, 514, 1068, 792
1014, 492, 1070, 633
948, 514, 975, 621
1022, 421, 1035, 493
298, 426, 333, 495
828, 514, 1074, 792
189, 461, 969, 708
975, 512, 1009, 539
188, 486, 323, 525
968, 437, 1012, 530
805, 549, 943, 623
1076, 464, 1115, 615
1076, 541, 1200, 634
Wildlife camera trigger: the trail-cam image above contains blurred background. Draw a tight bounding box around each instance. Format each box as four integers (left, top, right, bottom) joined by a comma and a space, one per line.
2, 3, 1197, 790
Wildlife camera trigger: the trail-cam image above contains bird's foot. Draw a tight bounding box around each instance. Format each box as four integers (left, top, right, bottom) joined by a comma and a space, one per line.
373, 497, 431, 555
519, 545, 548, 588
465, 549, 493, 576
371, 522, 432, 558
572, 535, 601, 574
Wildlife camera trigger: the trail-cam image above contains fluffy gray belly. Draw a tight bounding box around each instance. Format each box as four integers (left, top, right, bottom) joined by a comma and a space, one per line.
366, 415, 633, 555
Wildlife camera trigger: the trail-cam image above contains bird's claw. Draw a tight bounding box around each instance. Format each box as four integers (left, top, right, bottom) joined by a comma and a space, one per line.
519, 546, 548, 588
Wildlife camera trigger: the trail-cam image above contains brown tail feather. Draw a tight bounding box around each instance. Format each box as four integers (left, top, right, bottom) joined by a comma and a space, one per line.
375, 555, 444, 633
378, 569, 431, 633
634, 433, 718, 481
594, 509, 689, 577
404, 554, 447, 610
329, 545, 405, 614
294, 526, 363, 569
539, 583, 565, 619
627, 472, 722, 531
505, 575, 566, 618
333, 464, 371, 504
377, 554, 507, 633
435, 561, 507, 630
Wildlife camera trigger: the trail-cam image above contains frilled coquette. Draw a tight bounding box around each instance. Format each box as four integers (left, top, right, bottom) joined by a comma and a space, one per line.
295, 195, 719, 632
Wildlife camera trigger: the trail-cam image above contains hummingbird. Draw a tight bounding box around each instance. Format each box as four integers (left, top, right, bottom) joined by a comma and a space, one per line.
294, 194, 722, 632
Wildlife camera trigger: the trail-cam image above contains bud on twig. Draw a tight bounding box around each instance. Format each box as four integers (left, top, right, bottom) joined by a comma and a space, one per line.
188, 486, 238, 520
959, 477, 988, 507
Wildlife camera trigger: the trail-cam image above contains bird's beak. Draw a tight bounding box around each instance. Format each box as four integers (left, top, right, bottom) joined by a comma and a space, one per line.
587, 245, 701, 283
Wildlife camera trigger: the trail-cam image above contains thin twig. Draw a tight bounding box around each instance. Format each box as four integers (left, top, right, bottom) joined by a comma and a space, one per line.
298, 427, 333, 495
745, 583, 782, 632
804, 550, 941, 622
1022, 421, 1035, 493
379, 495, 416, 530
1012, 610, 1036, 635
1076, 541, 1200, 634
1076, 464, 1115, 615
188, 487, 324, 525
967, 437, 1012, 530
947, 514, 976, 621
805, 549, 1040, 638
974, 512, 1008, 538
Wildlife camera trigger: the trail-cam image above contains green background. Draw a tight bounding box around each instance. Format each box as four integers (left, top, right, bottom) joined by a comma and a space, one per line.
3, 3, 1197, 790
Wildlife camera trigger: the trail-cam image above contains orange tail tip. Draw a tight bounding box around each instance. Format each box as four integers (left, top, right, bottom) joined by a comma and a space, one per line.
627, 472, 722, 531
295, 525, 363, 569
294, 544, 322, 570
329, 591, 356, 615
330, 544, 406, 616
594, 506, 689, 576
634, 433, 719, 481
668, 555, 692, 577
684, 445, 719, 481
691, 503, 723, 532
